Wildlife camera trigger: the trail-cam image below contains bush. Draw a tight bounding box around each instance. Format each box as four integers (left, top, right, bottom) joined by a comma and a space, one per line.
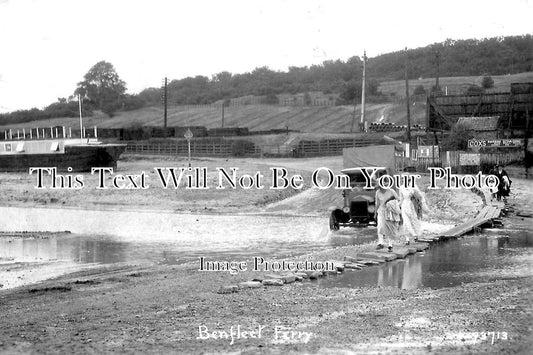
413, 85, 426, 95
265, 93, 279, 104
303, 92, 312, 105
481, 76, 494, 89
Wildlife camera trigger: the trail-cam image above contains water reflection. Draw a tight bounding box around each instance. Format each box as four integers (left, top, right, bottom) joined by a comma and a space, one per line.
0, 206, 334, 266
0, 236, 129, 264
314, 231, 532, 290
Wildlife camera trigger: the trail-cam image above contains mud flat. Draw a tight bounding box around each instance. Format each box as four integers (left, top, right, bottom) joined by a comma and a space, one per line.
0, 157, 531, 354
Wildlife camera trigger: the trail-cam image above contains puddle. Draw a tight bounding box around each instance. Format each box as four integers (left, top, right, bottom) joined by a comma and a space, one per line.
311, 230, 533, 289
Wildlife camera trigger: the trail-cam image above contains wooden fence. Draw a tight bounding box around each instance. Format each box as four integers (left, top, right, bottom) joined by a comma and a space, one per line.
125, 137, 384, 158
295, 138, 384, 157
125, 141, 259, 157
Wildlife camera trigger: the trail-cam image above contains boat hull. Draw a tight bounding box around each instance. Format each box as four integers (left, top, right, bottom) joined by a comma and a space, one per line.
0, 144, 126, 172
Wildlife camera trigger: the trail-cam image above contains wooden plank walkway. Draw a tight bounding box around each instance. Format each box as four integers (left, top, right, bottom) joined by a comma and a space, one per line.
439, 204, 502, 238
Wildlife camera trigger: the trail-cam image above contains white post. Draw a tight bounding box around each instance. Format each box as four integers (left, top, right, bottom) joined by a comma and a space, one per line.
23, 128, 26, 138
188, 140, 191, 168
82, 127, 86, 139
78, 94, 83, 142
55, 127, 58, 138
17, 130, 20, 139
69, 127, 72, 138
36, 128, 39, 139
62, 126, 66, 138
94, 126, 97, 139
50, 127, 53, 138
42, 128, 45, 139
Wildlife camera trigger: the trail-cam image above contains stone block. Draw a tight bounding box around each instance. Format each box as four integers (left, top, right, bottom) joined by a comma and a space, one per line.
262, 279, 284, 286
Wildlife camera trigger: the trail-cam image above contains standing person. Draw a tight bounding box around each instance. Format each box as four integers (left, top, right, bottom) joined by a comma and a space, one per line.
494, 164, 512, 201
375, 185, 402, 252
488, 165, 499, 200
399, 181, 429, 244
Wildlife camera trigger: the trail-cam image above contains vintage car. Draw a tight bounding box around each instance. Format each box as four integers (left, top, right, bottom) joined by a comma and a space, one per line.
328, 145, 400, 230
328, 167, 394, 230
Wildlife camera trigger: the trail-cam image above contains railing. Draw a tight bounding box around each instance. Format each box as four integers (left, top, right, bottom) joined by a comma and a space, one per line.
125, 141, 260, 157
124, 138, 386, 158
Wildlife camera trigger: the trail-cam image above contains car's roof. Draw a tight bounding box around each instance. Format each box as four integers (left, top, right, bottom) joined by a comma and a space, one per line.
340, 167, 389, 175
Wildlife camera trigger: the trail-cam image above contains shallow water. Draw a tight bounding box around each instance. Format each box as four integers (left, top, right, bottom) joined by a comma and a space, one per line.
1, 206, 531, 291
312, 230, 533, 289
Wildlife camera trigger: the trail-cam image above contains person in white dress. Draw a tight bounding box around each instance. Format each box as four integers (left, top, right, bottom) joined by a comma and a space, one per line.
398, 182, 429, 244
375, 185, 402, 251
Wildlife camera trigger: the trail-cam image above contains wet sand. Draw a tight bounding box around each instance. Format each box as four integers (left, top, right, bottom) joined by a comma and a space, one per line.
0, 157, 532, 354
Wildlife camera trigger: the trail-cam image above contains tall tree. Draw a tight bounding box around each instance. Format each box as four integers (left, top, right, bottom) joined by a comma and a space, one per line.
75, 61, 126, 116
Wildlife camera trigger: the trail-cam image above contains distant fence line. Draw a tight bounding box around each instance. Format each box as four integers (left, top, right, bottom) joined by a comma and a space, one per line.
125, 140, 259, 157
174, 99, 337, 111
125, 137, 386, 158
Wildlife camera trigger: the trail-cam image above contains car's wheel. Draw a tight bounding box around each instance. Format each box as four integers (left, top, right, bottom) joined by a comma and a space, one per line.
329, 212, 340, 231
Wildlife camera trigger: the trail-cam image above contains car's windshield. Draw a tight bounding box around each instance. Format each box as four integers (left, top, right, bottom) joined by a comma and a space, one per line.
345, 169, 388, 187
347, 172, 367, 186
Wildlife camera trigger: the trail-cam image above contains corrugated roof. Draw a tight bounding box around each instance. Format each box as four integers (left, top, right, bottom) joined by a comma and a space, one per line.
456, 116, 500, 131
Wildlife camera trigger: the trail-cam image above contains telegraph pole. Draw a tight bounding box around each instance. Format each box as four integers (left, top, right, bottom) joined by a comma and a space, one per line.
351, 50, 367, 133
435, 51, 440, 93
404, 47, 411, 142
360, 50, 367, 132
221, 103, 225, 128
162, 77, 168, 128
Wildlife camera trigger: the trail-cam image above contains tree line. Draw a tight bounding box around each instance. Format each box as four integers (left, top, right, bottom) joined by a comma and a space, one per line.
0, 35, 531, 125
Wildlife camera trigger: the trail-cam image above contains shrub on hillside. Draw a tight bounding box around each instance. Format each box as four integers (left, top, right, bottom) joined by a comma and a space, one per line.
414, 85, 426, 95
481, 76, 494, 89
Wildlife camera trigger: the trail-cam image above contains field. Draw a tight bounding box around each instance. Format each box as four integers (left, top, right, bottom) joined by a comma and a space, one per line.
0, 102, 426, 134
379, 71, 533, 96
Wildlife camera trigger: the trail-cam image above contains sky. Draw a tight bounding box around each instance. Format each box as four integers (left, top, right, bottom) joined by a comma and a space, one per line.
0, 0, 531, 113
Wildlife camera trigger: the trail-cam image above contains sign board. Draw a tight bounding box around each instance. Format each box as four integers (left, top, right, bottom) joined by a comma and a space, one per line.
468, 139, 524, 149
459, 153, 480, 166
184, 128, 193, 141
417, 145, 439, 158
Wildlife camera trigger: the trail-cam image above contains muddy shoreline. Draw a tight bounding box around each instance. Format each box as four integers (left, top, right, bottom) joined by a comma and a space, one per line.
0, 157, 532, 354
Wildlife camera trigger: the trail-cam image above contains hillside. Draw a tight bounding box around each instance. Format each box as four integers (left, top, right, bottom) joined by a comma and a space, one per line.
0, 101, 426, 134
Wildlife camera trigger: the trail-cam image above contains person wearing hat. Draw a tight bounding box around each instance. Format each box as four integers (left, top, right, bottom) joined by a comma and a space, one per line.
494, 164, 512, 201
